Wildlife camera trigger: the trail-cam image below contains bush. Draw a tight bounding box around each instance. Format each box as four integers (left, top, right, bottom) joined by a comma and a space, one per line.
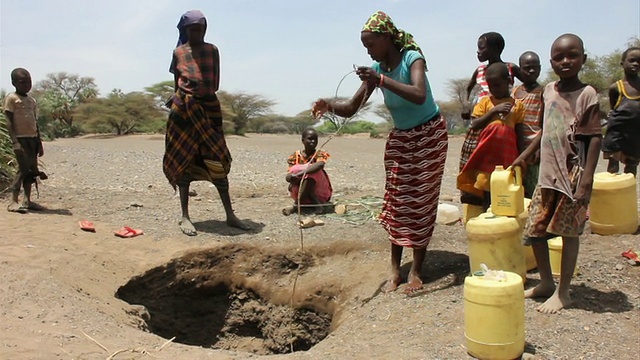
0, 113, 16, 185
260, 122, 290, 134
51, 122, 83, 138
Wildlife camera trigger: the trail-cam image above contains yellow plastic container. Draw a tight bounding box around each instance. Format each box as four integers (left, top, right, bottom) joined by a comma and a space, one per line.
548, 236, 577, 276
490, 165, 525, 217
463, 203, 484, 224
466, 212, 526, 281
589, 172, 639, 235
464, 271, 525, 360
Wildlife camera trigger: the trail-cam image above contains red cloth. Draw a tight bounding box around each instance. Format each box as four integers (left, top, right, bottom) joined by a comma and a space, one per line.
457, 122, 518, 197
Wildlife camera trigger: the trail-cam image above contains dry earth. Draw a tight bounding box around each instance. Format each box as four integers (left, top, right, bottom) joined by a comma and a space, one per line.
0, 134, 638, 360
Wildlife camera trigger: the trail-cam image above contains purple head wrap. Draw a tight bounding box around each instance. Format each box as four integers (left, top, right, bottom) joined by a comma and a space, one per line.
176, 10, 207, 47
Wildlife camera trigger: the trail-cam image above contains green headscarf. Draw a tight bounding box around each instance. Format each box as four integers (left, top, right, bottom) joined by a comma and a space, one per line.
362, 10, 427, 70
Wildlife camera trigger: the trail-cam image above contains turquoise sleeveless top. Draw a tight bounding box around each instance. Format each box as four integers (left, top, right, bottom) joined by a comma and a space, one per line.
372, 50, 439, 130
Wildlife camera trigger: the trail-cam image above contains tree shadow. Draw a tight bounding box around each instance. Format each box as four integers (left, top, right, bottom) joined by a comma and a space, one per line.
372, 250, 470, 298
525, 280, 634, 313
192, 218, 265, 236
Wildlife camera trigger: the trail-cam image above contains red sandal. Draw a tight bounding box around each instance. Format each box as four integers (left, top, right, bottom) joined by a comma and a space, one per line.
79, 220, 96, 232
621, 249, 640, 264
114, 226, 144, 238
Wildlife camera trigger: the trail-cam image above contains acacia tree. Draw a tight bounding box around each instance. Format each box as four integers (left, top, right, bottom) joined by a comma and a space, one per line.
74, 90, 164, 135
288, 110, 319, 134
33, 72, 98, 127
373, 103, 393, 125
217, 91, 276, 135
445, 78, 479, 127
320, 96, 372, 131
437, 100, 463, 131
144, 80, 175, 111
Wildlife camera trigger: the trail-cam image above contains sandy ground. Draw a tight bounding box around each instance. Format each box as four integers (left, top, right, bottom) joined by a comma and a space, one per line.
0, 134, 638, 360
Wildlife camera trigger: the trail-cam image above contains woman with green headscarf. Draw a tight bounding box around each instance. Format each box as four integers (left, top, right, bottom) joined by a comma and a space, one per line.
312, 11, 448, 294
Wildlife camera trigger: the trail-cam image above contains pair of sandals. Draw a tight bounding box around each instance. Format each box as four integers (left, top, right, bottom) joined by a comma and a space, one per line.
79, 220, 143, 238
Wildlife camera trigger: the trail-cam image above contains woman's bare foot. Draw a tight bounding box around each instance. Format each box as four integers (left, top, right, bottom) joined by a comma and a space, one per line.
179, 217, 197, 236
524, 282, 556, 299
227, 214, 251, 231
403, 273, 423, 294
537, 292, 572, 314
382, 276, 402, 293
7, 202, 27, 214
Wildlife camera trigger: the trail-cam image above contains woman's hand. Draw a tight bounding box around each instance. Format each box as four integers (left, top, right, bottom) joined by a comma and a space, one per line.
355, 66, 380, 87
311, 99, 330, 119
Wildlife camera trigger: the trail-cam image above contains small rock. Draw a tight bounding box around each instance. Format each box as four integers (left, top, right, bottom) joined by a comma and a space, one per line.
335, 204, 347, 215
440, 195, 454, 202
615, 264, 624, 271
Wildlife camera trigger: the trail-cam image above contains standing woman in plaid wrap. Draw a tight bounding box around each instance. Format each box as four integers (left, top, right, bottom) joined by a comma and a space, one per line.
163, 10, 250, 236
312, 11, 448, 294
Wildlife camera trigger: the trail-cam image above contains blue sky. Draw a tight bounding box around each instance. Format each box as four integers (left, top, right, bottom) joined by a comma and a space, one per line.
2, 0, 639, 117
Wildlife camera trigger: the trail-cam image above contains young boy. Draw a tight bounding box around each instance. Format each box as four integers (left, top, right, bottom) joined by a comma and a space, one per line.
3, 68, 47, 213
602, 46, 640, 176
513, 34, 602, 314
457, 62, 525, 210
512, 51, 544, 197
282, 128, 332, 216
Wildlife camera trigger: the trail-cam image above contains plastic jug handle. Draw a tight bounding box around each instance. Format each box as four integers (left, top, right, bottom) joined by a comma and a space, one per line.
506, 165, 522, 185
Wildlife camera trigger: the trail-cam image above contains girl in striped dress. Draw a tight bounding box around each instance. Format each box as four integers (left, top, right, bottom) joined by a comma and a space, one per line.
312, 11, 448, 294
460, 32, 520, 205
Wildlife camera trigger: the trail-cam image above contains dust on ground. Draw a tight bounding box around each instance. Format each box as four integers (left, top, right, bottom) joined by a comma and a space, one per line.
0, 134, 638, 360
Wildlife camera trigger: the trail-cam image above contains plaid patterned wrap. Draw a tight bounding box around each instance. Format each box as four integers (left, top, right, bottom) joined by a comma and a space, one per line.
163, 91, 231, 188
170, 43, 219, 98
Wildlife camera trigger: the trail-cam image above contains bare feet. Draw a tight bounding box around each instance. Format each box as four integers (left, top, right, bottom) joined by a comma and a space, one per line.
227, 214, 251, 231
7, 202, 27, 214
524, 282, 555, 299
179, 217, 197, 236
382, 276, 402, 293
537, 292, 572, 314
403, 273, 423, 294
